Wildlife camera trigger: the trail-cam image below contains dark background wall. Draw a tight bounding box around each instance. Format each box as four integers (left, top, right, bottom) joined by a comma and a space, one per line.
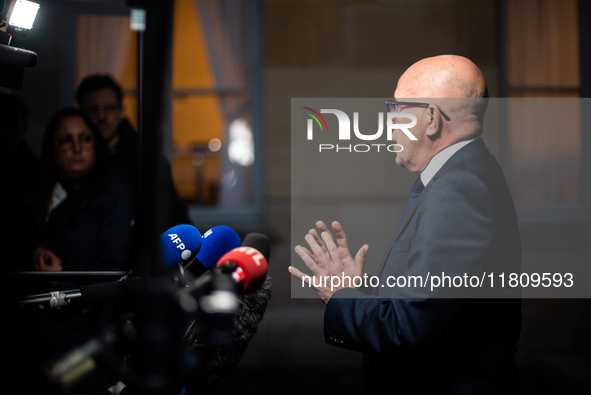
5, 0, 591, 394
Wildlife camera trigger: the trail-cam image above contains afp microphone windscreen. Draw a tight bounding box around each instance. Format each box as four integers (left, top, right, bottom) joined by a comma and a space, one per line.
159, 224, 202, 267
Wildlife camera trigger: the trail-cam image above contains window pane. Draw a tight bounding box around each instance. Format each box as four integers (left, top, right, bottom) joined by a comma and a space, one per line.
507, 98, 582, 205
505, 0, 582, 207
171, 0, 257, 210
172, 95, 254, 207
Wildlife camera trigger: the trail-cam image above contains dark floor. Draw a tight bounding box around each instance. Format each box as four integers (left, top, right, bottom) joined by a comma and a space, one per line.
10, 363, 591, 395
213, 368, 364, 395
209, 364, 591, 395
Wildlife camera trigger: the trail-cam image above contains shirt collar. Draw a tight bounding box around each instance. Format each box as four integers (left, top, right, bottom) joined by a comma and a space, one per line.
420, 138, 477, 186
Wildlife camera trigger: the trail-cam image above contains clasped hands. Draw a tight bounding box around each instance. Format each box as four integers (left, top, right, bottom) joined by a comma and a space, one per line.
289, 220, 368, 304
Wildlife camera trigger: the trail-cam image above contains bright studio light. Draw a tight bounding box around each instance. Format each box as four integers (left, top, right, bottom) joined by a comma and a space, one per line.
8, 0, 39, 30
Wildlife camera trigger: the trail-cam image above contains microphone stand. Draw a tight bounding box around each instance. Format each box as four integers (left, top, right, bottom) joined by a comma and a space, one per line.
12, 271, 127, 281
124, 0, 185, 393
42, 267, 241, 393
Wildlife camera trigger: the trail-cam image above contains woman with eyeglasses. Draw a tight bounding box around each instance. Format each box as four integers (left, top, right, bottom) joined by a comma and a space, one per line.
24, 107, 136, 392
28, 107, 135, 278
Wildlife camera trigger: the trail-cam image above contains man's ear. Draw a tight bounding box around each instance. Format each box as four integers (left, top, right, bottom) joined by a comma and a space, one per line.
425, 105, 441, 137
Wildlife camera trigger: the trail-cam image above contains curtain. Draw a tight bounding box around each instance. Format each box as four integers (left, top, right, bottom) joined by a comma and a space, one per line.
195, 0, 255, 207
76, 15, 132, 86
505, 0, 581, 205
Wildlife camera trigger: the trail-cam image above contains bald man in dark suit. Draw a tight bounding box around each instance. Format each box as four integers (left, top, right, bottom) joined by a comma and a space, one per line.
290, 55, 521, 394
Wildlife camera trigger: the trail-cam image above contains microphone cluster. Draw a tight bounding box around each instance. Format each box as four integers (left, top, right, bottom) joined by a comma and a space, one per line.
18, 224, 269, 311
16, 224, 271, 394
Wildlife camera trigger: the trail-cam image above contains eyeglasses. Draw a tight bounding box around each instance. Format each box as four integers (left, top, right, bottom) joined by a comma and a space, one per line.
55, 134, 94, 151
385, 100, 451, 122
84, 104, 121, 116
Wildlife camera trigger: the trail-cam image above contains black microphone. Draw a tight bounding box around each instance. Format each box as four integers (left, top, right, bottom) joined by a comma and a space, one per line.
16, 223, 204, 311
48, 329, 119, 390
46, 279, 185, 392
182, 233, 272, 391
17, 280, 130, 312
39, 232, 272, 392
241, 232, 271, 262
182, 233, 270, 300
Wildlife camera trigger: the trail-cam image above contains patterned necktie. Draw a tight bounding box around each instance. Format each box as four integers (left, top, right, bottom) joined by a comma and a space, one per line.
402, 175, 424, 220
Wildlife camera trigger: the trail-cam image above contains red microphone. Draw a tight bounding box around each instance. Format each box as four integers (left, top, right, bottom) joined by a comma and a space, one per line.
215, 246, 268, 293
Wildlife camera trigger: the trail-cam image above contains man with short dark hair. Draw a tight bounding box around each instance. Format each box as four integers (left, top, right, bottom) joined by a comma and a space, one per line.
76, 74, 191, 229
76, 75, 125, 148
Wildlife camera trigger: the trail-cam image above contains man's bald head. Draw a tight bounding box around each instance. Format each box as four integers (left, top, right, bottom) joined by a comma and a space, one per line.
396, 55, 488, 99
394, 55, 489, 142
390, 55, 489, 172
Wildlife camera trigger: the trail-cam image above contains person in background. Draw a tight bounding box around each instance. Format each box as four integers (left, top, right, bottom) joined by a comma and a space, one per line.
25, 107, 136, 393
29, 107, 135, 279
76, 74, 192, 230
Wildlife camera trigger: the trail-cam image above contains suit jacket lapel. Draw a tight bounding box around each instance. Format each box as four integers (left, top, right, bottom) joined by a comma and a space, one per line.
395, 138, 489, 242
376, 138, 490, 280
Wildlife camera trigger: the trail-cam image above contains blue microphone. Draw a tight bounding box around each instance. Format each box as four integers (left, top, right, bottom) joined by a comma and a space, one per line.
159, 224, 203, 267
187, 225, 241, 275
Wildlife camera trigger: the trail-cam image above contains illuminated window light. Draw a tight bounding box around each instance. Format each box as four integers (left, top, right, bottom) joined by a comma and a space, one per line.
228, 118, 254, 167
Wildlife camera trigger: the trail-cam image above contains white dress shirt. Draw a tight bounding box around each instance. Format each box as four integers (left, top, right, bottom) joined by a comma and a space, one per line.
420, 138, 478, 186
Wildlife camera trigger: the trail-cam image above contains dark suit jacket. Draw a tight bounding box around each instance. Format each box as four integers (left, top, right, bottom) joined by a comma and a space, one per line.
111, 119, 192, 231
324, 138, 522, 394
